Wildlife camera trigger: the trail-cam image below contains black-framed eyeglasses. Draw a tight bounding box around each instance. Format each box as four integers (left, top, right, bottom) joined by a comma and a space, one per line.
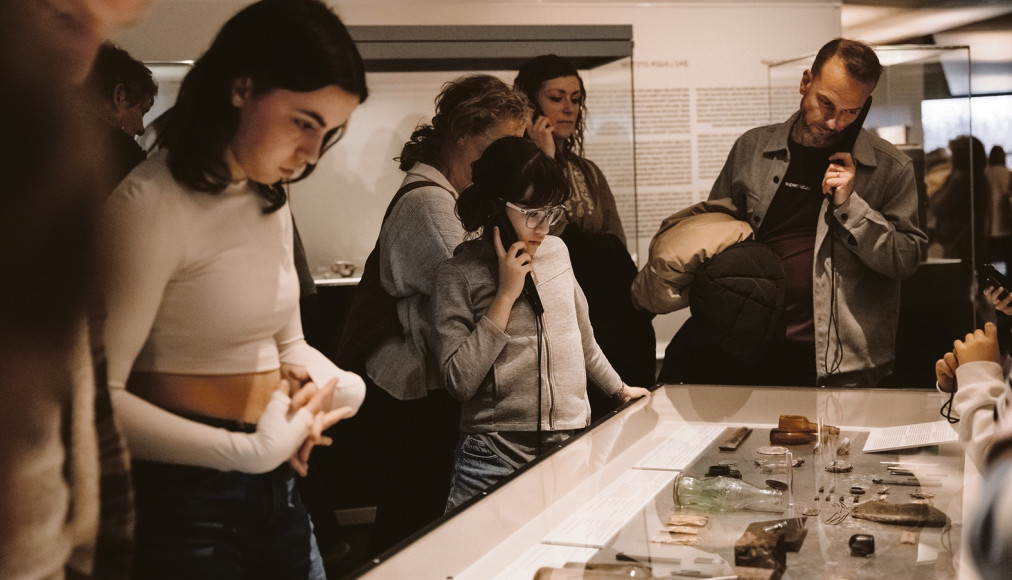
504, 201, 566, 229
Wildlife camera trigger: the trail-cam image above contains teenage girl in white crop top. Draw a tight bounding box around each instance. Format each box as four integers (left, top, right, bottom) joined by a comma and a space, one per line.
101, 1, 367, 577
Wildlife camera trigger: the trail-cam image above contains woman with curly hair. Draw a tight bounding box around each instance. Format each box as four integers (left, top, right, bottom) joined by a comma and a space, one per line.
347, 74, 530, 552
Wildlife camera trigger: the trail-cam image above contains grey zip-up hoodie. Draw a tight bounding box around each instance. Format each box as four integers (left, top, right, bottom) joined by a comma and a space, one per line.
432, 236, 622, 432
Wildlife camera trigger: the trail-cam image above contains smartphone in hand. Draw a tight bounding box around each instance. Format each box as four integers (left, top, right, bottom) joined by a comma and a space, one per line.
979, 263, 1011, 300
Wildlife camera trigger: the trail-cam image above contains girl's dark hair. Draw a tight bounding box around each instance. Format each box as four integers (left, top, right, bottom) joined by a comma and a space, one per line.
514, 54, 587, 159
456, 136, 571, 244
155, 0, 368, 213
398, 74, 530, 172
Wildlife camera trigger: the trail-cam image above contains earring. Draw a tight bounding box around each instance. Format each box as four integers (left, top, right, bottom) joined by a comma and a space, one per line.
232, 94, 243, 107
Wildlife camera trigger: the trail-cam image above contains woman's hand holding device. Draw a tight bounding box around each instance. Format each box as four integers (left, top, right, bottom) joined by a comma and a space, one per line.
980, 264, 1012, 315
527, 113, 556, 158
484, 226, 533, 331
494, 225, 533, 304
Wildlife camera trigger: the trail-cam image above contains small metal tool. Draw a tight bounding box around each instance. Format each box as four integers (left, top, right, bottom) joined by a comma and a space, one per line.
719, 426, 753, 451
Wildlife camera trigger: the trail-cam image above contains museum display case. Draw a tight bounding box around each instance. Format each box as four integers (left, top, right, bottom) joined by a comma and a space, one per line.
349, 384, 974, 579
138, 39, 983, 579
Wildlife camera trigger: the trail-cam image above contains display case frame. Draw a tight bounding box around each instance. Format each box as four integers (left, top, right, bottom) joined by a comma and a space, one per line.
348, 25, 633, 73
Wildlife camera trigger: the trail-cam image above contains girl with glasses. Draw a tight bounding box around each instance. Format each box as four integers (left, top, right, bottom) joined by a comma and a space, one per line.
515, 54, 657, 395
433, 137, 649, 510
102, 1, 367, 577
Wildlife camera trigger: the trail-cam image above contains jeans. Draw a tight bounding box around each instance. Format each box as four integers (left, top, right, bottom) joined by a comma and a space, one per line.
131, 459, 325, 580
445, 434, 517, 512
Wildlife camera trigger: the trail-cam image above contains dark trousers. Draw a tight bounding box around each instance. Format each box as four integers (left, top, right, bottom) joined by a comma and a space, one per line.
132, 460, 325, 580
659, 316, 817, 387
364, 378, 460, 556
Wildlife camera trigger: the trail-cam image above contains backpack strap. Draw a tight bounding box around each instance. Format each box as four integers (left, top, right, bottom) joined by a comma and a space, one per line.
332, 179, 446, 372
382, 179, 441, 223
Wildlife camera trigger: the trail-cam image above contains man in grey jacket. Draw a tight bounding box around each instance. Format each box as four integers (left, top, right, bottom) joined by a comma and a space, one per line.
706, 38, 926, 388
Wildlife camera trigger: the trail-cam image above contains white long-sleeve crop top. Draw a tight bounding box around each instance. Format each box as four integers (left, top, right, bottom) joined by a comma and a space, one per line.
103, 151, 363, 472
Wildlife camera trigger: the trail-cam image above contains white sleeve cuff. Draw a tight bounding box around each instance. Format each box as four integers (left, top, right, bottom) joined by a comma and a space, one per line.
110, 388, 312, 473
278, 337, 365, 415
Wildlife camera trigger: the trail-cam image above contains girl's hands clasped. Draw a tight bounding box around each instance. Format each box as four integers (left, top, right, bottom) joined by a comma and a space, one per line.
279, 372, 355, 476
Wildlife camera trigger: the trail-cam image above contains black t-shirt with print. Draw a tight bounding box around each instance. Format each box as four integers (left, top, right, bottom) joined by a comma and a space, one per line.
757, 139, 835, 342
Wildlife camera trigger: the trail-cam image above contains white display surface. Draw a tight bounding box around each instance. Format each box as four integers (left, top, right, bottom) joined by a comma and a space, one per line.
353, 385, 977, 580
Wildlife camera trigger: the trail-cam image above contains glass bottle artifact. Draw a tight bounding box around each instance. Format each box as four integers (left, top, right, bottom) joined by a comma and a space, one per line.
673, 475, 784, 512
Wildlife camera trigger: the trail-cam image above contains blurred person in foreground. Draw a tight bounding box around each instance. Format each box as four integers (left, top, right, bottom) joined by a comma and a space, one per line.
966, 321, 1012, 578
0, 0, 150, 578
935, 282, 1012, 470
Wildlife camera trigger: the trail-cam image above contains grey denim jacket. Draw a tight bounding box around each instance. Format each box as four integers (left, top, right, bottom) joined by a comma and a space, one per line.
709, 111, 927, 387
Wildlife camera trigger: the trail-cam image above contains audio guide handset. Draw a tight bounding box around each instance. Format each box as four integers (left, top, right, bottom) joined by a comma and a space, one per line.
820, 97, 872, 378
827, 96, 872, 200
498, 211, 544, 315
